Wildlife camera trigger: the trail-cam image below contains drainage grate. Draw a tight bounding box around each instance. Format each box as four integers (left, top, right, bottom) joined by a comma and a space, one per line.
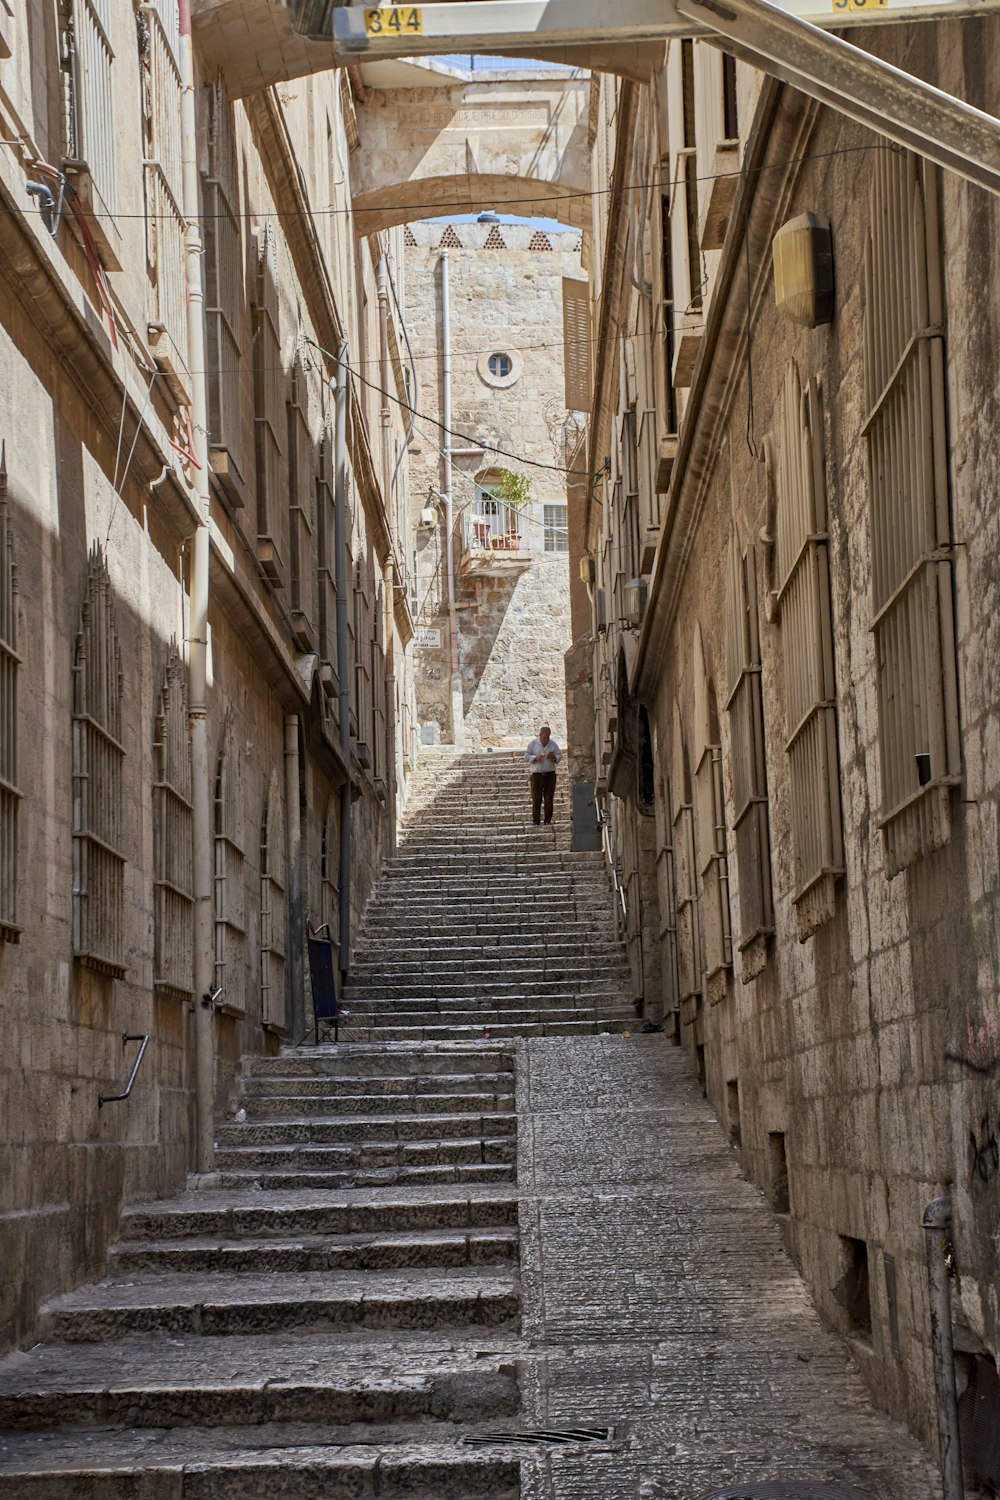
697, 1486, 871, 1500
461, 1427, 614, 1448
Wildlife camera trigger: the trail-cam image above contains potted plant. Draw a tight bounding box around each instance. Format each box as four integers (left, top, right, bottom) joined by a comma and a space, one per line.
490, 468, 531, 549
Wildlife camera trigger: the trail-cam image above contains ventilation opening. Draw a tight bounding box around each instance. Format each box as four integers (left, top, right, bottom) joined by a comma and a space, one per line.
695, 1043, 706, 1094
958, 1350, 1000, 1492
834, 1236, 872, 1341
768, 1131, 790, 1214
726, 1079, 741, 1147
461, 1427, 613, 1448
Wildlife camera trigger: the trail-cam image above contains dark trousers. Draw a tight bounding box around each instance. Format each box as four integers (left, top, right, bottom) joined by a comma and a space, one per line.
531, 772, 556, 824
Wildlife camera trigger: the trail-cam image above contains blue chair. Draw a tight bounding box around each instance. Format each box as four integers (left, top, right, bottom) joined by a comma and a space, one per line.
306, 921, 341, 1044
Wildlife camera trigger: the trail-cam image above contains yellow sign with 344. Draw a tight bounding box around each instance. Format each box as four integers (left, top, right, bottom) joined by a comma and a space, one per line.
364, 7, 424, 35
830, 0, 887, 10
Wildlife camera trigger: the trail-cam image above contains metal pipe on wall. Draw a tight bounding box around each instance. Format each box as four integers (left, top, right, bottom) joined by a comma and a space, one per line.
439, 249, 465, 748
178, 0, 215, 1174
283, 714, 304, 1038
922, 1195, 965, 1500
333, 347, 353, 977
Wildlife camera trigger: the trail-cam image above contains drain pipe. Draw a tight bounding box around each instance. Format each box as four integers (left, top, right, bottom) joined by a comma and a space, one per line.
922, 1196, 965, 1500
178, 0, 215, 1172
283, 715, 304, 1038
334, 345, 353, 979
376, 255, 399, 848
439, 249, 465, 748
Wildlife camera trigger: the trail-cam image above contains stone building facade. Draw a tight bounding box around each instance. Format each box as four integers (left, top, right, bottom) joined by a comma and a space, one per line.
403, 219, 584, 748
578, 37, 1000, 1484
0, 4, 416, 1351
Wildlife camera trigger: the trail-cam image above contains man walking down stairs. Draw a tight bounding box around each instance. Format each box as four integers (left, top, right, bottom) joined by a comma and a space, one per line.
0, 752, 948, 1498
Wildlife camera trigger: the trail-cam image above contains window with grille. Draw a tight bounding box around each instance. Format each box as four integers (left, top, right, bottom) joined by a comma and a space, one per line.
316, 419, 339, 712
0, 452, 18, 943
288, 352, 319, 651
543, 504, 568, 553
771, 363, 844, 939
693, 635, 732, 995
862, 150, 960, 877
259, 770, 286, 1031
353, 562, 371, 761
372, 582, 386, 780
621, 408, 640, 578
72, 544, 126, 976
204, 76, 244, 486
140, 2, 187, 376
655, 770, 681, 1021
320, 796, 340, 968
672, 702, 702, 1003
153, 644, 193, 995
213, 717, 246, 1008
64, 0, 117, 214
253, 224, 289, 587
725, 534, 773, 978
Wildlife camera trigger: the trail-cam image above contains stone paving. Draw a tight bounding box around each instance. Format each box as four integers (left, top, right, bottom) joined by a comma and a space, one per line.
0, 752, 951, 1497
512, 1034, 944, 1500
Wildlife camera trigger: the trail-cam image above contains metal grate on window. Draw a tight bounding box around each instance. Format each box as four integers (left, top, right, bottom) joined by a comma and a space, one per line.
153, 644, 193, 995
140, 4, 187, 372
69, 0, 117, 214
72, 544, 126, 977
771, 364, 844, 939
288, 352, 319, 650
0, 447, 19, 942
253, 224, 289, 587
260, 770, 286, 1031
694, 632, 732, 994
316, 421, 339, 721
862, 151, 960, 877
672, 704, 702, 1003
214, 715, 246, 1009
204, 77, 244, 483
724, 537, 773, 977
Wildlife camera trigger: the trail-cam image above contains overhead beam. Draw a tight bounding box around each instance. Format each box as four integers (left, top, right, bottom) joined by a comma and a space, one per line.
326, 0, 1000, 62
677, 0, 1000, 197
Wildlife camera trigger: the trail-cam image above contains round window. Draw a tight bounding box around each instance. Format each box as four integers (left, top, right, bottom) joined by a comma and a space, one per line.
488, 352, 512, 378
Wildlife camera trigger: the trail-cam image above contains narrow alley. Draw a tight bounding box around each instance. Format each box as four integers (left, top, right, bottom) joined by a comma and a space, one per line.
0, 755, 943, 1498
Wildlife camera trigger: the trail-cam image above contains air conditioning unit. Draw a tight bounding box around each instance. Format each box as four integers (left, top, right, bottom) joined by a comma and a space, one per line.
419, 506, 438, 528
595, 587, 607, 635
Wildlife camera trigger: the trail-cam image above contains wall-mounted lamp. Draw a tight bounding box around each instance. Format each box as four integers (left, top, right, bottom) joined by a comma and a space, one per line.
772, 212, 835, 327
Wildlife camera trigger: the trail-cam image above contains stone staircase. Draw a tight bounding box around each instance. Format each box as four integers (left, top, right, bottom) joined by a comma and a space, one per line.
342, 750, 634, 1041
0, 750, 632, 1497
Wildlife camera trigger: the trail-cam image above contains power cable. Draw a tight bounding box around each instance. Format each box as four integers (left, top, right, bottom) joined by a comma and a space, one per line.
305, 336, 597, 478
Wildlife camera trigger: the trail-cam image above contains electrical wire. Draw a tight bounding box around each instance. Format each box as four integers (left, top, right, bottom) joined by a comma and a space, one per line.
104, 367, 160, 550
4, 143, 889, 223
305, 336, 598, 478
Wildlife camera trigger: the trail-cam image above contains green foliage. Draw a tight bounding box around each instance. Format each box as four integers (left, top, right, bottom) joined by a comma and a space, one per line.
494, 468, 532, 511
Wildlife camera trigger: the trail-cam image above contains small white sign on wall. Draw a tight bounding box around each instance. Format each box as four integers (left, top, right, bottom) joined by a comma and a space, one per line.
414, 628, 442, 649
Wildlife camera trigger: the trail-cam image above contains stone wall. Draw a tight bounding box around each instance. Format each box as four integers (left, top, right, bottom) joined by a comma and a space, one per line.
404, 220, 583, 748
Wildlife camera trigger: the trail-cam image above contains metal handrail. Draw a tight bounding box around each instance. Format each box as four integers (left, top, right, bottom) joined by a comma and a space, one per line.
599, 811, 628, 926
98, 1032, 150, 1108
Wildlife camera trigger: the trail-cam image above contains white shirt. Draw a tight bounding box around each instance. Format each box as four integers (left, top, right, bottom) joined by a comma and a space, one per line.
525, 737, 562, 774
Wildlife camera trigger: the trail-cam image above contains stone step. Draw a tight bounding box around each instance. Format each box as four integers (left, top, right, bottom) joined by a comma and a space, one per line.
40, 1268, 520, 1342
345, 956, 623, 977
241, 1070, 515, 1099
356, 918, 617, 940
215, 1111, 517, 1146
109, 1225, 519, 1275
343, 1016, 634, 1043
120, 1185, 519, 1241
240, 1089, 515, 1119
0, 1334, 519, 1431
245, 1044, 516, 1078
212, 1161, 514, 1191
355, 939, 616, 960
215, 1137, 514, 1171
0, 1430, 520, 1498
341, 998, 629, 1019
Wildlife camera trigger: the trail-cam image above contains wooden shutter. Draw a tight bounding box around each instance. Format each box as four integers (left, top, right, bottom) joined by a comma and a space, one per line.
563, 278, 592, 414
